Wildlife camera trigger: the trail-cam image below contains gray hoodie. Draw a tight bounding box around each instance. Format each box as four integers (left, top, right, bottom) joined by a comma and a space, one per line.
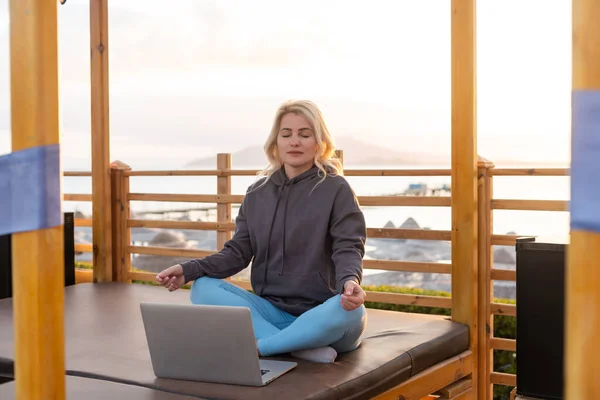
180, 165, 366, 316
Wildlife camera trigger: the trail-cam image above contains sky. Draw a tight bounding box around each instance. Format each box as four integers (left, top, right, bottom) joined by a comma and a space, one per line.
0, 0, 572, 169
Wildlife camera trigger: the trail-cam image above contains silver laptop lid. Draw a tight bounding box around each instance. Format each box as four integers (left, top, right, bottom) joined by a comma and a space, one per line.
140, 302, 263, 386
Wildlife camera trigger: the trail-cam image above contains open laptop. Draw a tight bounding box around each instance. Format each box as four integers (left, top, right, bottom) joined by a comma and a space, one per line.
140, 302, 297, 386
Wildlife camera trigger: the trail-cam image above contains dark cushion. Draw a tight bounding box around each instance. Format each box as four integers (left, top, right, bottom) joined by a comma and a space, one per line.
0, 283, 468, 400
0, 375, 205, 399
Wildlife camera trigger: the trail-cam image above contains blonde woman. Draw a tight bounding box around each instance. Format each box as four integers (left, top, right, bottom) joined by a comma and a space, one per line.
156, 100, 367, 363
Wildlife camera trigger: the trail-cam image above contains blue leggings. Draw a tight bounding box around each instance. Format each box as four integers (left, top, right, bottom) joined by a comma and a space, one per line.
189, 277, 367, 357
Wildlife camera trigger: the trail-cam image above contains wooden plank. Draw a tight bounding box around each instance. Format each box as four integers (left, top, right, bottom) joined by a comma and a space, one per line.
435, 377, 472, 398
490, 269, 516, 281
128, 193, 245, 204
490, 303, 516, 317
566, 1, 600, 398
372, 351, 472, 400
491, 234, 520, 246
75, 269, 93, 284
367, 228, 452, 241
358, 196, 451, 207
128, 219, 237, 231
451, 1, 478, 398
125, 168, 453, 177
64, 194, 93, 202
90, 0, 112, 283
477, 159, 494, 400
9, 0, 65, 398
128, 193, 450, 207
491, 168, 569, 176
128, 245, 214, 259
217, 154, 232, 250
63, 171, 93, 177
489, 338, 516, 352
491, 199, 568, 211
126, 169, 259, 177
344, 169, 452, 177
490, 372, 516, 387
126, 220, 450, 241
366, 292, 451, 308
74, 218, 93, 227
75, 244, 93, 253
363, 259, 451, 274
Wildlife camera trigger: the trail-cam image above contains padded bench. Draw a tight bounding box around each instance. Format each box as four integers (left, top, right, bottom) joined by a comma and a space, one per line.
0, 375, 203, 399
0, 283, 468, 400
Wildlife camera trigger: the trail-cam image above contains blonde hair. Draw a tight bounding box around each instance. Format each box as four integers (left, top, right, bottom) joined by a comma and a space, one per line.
256, 100, 343, 185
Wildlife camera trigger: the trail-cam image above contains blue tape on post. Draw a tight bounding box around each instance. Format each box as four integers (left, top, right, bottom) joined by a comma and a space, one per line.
0, 144, 62, 236
571, 90, 600, 233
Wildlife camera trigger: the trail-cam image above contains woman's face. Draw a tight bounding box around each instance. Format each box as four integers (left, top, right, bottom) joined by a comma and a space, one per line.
276, 112, 318, 177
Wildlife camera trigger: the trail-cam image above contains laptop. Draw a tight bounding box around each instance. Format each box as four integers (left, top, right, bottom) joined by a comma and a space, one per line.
140, 302, 297, 386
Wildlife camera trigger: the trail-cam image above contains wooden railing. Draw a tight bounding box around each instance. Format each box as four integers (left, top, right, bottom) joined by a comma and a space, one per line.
62, 154, 570, 400
477, 162, 569, 399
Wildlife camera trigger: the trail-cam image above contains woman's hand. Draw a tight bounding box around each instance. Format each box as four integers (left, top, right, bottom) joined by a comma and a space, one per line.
156, 264, 186, 292
340, 280, 366, 311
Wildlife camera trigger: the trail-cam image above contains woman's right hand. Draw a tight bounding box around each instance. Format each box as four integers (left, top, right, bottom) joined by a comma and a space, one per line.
156, 264, 186, 292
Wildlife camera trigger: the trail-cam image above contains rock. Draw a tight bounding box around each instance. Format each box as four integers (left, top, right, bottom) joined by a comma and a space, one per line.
399, 217, 420, 229
494, 247, 516, 264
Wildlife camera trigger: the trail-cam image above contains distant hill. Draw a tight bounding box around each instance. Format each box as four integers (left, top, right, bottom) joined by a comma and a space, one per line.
185, 136, 450, 168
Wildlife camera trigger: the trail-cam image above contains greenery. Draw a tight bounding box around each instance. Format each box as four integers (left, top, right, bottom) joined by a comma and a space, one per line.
73, 265, 515, 399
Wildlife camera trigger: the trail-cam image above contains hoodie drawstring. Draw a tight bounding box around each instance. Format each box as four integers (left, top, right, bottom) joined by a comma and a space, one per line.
259, 184, 284, 296
279, 182, 292, 276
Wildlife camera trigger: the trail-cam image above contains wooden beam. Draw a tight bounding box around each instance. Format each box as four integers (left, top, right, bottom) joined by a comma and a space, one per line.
9, 0, 65, 398
110, 161, 132, 282
216, 154, 232, 250
477, 158, 494, 400
451, 0, 478, 398
372, 351, 473, 400
90, 0, 112, 282
566, 1, 600, 397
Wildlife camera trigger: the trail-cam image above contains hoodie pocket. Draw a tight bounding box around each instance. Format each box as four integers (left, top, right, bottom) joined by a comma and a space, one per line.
257, 270, 335, 301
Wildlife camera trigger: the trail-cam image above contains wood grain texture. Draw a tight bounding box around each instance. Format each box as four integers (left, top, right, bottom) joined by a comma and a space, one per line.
90, 0, 112, 282
9, 0, 65, 398
451, 1, 478, 398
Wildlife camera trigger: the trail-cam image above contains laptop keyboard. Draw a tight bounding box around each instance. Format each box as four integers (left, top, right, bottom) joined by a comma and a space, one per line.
261, 369, 270, 376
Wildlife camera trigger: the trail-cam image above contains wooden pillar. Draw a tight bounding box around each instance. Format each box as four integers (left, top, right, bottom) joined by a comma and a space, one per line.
9, 0, 65, 398
111, 161, 131, 282
451, 0, 478, 397
217, 154, 232, 251
566, 1, 600, 398
477, 156, 494, 400
90, 0, 112, 282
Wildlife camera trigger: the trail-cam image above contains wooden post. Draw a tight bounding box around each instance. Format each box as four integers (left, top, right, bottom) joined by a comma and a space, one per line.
9, 0, 65, 398
451, 0, 478, 397
111, 161, 132, 282
217, 154, 232, 251
566, 1, 600, 398
90, 0, 112, 282
477, 156, 494, 400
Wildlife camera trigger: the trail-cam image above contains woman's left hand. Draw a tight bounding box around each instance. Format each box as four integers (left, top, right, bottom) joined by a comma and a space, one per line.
340, 280, 366, 311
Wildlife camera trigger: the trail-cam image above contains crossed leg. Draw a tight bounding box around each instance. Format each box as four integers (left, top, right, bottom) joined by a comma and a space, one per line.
189, 277, 367, 359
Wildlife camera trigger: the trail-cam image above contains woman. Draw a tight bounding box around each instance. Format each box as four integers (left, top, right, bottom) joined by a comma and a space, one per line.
156, 100, 367, 363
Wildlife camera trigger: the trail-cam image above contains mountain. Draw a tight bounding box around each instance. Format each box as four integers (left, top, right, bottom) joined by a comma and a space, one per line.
184, 136, 450, 168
